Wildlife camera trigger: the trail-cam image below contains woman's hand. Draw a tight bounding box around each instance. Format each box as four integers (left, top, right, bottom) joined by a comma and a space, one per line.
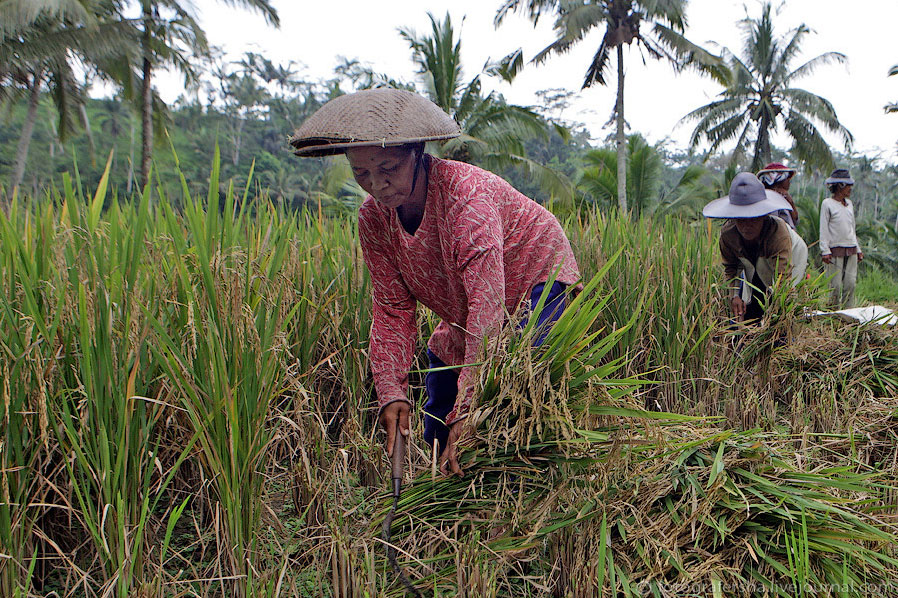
858, 251, 864, 262
730, 296, 746, 321
822, 254, 833, 264
379, 401, 410, 457
440, 420, 466, 477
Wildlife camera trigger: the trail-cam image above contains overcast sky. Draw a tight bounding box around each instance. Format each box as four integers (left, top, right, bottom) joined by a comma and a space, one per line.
159, 0, 898, 163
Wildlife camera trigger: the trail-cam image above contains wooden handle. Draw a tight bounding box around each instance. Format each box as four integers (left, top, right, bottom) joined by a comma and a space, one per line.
391, 429, 406, 481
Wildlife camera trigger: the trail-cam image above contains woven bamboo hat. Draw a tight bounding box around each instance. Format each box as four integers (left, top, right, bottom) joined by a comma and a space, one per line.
289, 88, 461, 157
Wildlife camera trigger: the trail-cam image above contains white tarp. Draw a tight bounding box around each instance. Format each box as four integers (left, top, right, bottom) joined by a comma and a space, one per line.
809, 305, 898, 327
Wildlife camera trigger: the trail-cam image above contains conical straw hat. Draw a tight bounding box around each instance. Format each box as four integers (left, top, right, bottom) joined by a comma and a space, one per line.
290, 88, 461, 157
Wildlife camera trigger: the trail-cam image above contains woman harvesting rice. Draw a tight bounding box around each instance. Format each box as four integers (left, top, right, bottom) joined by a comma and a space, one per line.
703, 172, 793, 323
290, 88, 580, 476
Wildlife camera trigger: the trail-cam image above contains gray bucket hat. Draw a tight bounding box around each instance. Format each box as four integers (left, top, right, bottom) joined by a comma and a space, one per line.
289, 88, 461, 157
824, 168, 854, 186
702, 172, 793, 219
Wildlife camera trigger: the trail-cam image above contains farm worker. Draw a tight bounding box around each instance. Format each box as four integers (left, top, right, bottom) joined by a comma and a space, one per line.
703, 172, 793, 323
757, 162, 808, 281
819, 168, 863, 308
289, 88, 580, 477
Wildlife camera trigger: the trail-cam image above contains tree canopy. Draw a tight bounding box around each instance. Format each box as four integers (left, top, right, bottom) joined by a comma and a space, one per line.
684, 2, 853, 173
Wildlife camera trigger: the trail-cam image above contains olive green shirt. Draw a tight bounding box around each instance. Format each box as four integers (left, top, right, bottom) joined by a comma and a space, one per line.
719, 216, 792, 295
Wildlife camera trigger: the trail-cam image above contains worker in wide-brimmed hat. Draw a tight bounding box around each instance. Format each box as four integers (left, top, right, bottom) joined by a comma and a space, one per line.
290, 88, 580, 476
756, 162, 808, 281
703, 173, 793, 322
820, 168, 862, 308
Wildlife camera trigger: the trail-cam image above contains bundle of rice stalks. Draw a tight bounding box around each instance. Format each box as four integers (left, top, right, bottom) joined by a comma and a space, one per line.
371, 266, 898, 597
774, 321, 898, 428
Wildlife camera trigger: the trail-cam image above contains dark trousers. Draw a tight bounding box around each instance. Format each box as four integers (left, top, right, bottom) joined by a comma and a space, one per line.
422, 281, 568, 455
742, 272, 768, 324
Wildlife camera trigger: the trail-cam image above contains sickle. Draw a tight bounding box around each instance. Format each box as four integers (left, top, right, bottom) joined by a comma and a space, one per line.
381, 429, 422, 596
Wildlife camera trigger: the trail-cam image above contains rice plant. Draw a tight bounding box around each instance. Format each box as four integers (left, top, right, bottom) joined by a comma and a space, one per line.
1, 155, 895, 596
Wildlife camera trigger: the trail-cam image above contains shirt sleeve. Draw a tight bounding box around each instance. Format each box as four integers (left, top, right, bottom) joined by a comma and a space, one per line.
445, 198, 506, 425
819, 200, 831, 255
719, 233, 743, 297
358, 208, 417, 413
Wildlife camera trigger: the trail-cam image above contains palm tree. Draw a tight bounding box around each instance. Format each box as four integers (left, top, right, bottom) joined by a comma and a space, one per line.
131, 0, 279, 188
400, 12, 574, 201
0, 0, 136, 192
685, 2, 853, 173
886, 64, 898, 114
577, 133, 710, 217
578, 134, 661, 214
496, 0, 727, 212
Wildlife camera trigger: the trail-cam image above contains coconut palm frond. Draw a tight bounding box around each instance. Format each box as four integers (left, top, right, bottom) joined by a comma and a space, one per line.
0, 0, 92, 36
207, 0, 279, 26
400, 13, 463, 115
783, 111, 836, 172
772, 22, 811, 77
687, 102, 750, 152
578, 149, 617, 204
455, 76, 481, 124
581, 38, 612, 88
439, 133, 490, 158
532, 35, 578, 66
785, 51, 847, 84
780, 87, 853, 149
654, 163, 713, 216
484, 48, 525, 84
494, 0, 560, 27
626, 136, 663, 213
652, 23, 730, 84
498, 153, 575, 203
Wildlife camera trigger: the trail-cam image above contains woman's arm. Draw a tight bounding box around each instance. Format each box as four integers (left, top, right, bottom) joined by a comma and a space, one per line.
445, 197, 506, 426
358, 210, 418, 414
819, 200, 832, 258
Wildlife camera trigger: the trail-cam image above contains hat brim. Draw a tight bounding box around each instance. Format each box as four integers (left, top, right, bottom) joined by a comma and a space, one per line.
756, 167, 796, 177
291, 133, 460, 157
824, 176, 855, 185
702, 189, 793, 219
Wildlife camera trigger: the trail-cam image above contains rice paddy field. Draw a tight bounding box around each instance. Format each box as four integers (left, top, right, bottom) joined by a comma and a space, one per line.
2, 158, 897, 597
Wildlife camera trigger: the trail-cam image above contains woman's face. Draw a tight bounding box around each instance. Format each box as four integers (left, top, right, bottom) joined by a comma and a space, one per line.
346, 146, 417, 209
775, 175, 792, 192
834, 184, 853, 201
734, 215, 766, 241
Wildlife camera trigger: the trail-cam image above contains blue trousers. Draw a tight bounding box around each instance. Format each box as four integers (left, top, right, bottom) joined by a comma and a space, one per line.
422, 281, 568, 455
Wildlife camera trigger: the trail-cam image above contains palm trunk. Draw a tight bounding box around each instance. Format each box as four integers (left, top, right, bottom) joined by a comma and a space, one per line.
752, 116, 771, 173
615, 44, 628, 213
11, 70, 43, 192
140, 4, 153, 189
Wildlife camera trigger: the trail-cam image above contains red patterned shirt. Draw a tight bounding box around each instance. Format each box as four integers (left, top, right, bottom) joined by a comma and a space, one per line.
358, 157, 580, 424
